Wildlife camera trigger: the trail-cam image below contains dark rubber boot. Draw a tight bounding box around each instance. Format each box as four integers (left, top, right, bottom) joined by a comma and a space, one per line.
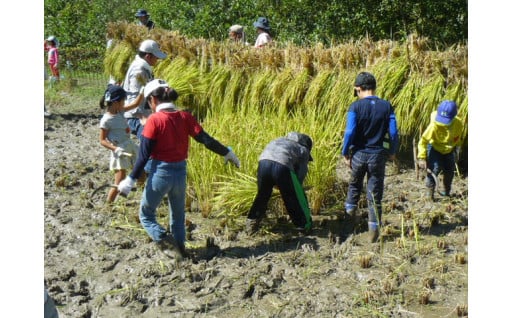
246, 218, 261, 235
426, 187, 435, 201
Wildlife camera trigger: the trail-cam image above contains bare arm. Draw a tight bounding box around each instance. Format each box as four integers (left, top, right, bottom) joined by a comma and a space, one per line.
99, 128, 116, 151
122, 92, 144, 112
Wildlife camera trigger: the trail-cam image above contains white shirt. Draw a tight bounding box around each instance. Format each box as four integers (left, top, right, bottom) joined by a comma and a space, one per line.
122, 55, 153, 118
254, 32, 271, 48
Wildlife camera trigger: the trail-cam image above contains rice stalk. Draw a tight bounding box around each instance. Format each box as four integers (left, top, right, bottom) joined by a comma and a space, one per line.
303, 69, 336, 109
407, 72, 446, 135
277, 68, 312, 115
212, 172, 258, 219
373, 56, 410, 101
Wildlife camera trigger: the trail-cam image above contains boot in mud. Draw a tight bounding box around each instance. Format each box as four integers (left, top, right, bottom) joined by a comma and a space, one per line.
339, 210, 358, 242
368, 221, 380, 243
368, 227, 380, 243
426, 187, 435, 201
156, 233, 185, 260
246, 218, 261, 235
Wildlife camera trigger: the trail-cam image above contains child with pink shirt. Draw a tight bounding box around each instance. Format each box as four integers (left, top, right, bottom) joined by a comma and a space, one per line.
45, 36, 60, 82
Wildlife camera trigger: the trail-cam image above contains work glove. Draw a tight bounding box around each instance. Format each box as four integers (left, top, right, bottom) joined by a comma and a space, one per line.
118, 176, 136, 197
417, 159, 427, 170
224, 149, 240, 168
114, 147, 126, 158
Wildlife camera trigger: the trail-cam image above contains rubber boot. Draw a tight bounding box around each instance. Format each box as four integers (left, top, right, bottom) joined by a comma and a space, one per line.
345, 209, 359, 234
246, 218, 261, 235
369, 227, 380, 243
426, 187, 435, 201
440, 184, 451, 197
368, 222, 379, 243
156, 232, 184, 260
177, 242, 190, 259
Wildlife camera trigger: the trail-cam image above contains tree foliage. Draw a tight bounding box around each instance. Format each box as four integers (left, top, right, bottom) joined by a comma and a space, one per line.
44, 0, 467, 60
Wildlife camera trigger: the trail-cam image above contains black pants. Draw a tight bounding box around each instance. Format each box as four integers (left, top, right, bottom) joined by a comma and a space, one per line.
248, 160, 312, 229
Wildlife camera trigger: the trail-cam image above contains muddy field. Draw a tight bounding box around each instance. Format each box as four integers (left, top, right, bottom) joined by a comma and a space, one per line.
44, 101, 468, 318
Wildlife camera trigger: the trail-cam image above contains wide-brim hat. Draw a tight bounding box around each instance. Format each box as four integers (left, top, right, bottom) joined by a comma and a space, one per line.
253, 17, 270, 31
135, 9, 149, 17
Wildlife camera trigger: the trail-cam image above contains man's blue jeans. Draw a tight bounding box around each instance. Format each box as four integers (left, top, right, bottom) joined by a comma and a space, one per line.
345, 151, 387, 228
139, 159, 187, 245
127, 118, 144, 141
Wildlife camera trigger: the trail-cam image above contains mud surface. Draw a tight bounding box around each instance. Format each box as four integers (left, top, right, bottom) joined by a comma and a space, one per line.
44, 108, 468, 318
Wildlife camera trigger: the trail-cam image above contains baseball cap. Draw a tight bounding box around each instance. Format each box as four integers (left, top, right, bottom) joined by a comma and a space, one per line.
435, 100, 458, 125
104, 84, 127, 102
135, 9, 149, 17
138, 39, 167, 59
144, 79, 169, 98
229, 25, 244, 34
286, 132, 314, 161
354, 72, 376, 89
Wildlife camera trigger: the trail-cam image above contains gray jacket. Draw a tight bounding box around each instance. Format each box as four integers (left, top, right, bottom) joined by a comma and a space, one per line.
259, 132, 313, 183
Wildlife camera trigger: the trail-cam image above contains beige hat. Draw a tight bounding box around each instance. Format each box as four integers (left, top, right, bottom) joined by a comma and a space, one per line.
228, 25, 244, 34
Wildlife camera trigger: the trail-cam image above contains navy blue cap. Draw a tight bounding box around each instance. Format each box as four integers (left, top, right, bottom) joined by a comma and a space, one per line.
104, 84, 127, 102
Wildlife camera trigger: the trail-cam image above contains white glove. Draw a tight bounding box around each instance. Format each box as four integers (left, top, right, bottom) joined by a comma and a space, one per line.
118, 176, 136, 197
417, 159, 427, 170
224, 149, 240, 168
114, 147, 127, 158
139, 86, 145, 95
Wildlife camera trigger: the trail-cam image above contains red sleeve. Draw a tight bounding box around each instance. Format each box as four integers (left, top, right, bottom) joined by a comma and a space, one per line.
142, 116, 158, 140
182, 111, 203, 137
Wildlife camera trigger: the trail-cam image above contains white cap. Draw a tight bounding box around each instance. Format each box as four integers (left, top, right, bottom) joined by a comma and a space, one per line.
144, 79, 169, 98
138, 39, 167, 59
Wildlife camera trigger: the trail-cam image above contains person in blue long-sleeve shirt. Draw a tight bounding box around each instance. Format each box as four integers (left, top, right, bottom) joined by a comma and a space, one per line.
341, 72, 399, 243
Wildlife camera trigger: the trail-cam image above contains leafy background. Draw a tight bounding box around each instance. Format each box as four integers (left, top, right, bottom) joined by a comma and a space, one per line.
44, 0, 467, 71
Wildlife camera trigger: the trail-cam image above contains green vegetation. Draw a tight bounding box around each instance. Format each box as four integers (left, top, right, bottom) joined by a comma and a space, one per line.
45, 0, 467, 72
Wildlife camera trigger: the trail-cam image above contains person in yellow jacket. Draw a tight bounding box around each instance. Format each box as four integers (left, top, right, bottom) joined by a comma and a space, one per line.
417, 100, 463, 200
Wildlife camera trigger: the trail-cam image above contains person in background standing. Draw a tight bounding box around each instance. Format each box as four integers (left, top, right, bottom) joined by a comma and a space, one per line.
135, 9, 155, 30
253, 17, 272, 48
228, 24, 249, 45
45, 36, 60, 82
417, 100, 463, 200
246, 132, 313, 235
341, 72, 399, 243
118, 79, 241, 260
122, 39, 167, 141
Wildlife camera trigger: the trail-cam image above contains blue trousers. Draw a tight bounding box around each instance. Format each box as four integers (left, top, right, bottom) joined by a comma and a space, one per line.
139, 160, 187, 245
127, 118, 144, 141
345, 151, 388, 226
